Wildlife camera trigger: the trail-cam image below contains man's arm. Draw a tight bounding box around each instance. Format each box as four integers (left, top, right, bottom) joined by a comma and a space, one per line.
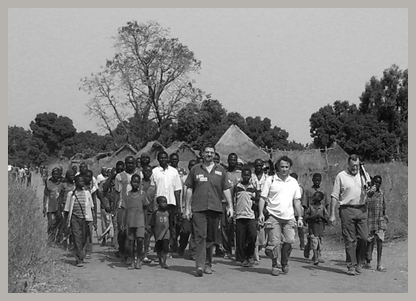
184, 187, 193, 220
223, 188, 234, 218
174, 190, 181, 213
258, 196, 266, 224
293, 198, 303, 227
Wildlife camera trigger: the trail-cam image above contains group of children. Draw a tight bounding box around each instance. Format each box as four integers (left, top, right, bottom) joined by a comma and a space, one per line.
42, 155, 388, 274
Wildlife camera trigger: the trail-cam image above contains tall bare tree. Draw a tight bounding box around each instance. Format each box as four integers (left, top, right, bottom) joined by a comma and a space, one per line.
80, 20, 203, 148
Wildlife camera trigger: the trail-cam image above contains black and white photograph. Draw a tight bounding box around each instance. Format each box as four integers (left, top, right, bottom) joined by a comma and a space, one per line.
8, 6, 408, 293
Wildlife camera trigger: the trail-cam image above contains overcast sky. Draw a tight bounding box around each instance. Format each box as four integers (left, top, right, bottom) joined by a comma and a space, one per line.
8, 8, 408, 145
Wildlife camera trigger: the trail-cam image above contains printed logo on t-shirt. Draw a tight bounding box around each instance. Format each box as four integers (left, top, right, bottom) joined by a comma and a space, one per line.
215, 171, 222, 176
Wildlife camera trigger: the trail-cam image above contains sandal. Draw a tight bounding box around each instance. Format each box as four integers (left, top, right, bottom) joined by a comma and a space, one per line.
376, 266, 387, 272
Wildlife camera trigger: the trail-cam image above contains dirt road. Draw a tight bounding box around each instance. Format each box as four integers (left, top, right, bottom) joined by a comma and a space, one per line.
32, 173, 408, 293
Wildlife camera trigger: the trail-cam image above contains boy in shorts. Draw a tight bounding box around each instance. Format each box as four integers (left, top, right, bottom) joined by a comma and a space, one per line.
364, 175, 388, 272
149, 196, 171, 269
124, 174, 149, 270
304, 191, 328, 265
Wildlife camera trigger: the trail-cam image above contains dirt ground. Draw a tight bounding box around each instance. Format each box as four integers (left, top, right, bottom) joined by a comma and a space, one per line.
33, 173, 408, 293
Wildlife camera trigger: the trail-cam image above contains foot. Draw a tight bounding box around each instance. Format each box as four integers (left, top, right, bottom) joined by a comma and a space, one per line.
135, 259, 142, 269
318, 258, 325, 263
142, 257, 152, 264
248, 257, 254, 267
355, 264, 363, 274
347, 268, 357, 276
161, 262, 169, 269
85, 254, 91, 259
204, 266, 213, 274
271, 266, 281, 276
128, 262, 135, 270
76, 261, 84, 267
282, 264, 289, 274
223, 253, 232, 259
241, 260, 250, 267
189, 255, 196, 261
376, 266, 387, 272
115, 251, 121, 258
126, 257, 132, 265
363, 262, 372, 269
196, 267, 204, 277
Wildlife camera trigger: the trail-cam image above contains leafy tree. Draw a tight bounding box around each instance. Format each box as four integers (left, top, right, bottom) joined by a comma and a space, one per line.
80, 20, 204, 147
62, 131, 115, 159
8, 126, 33, 166
29, 112, 76, 156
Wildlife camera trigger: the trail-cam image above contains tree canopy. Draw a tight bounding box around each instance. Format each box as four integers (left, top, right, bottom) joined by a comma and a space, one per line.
309, 64, 408, 162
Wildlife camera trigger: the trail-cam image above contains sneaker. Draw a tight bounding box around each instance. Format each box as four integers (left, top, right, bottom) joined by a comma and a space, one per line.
313, 260, 319, 266
347, 268, 357, 276
204, 266, 213, 274
196, 267, 204, 277
355, 265, 363, 274
282, 264, 289, 274
241, 260, 250, 267
318, 258, 325, 263
142, 257, 152, 263
76, 261, 84, 267
271, 267, 281, 276
363, 262, 372, 269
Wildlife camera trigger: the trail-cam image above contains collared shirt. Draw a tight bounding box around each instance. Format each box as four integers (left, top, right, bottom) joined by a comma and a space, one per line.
152, 165, 182, 206
185, 163, 232, 213
331, 170, 367, 206
261, 175, 301, 220
235, 182, 256, 219
250, 172, 268, 192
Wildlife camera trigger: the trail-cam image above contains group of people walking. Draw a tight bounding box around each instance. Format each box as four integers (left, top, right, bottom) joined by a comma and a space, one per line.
41, 144, 388, 277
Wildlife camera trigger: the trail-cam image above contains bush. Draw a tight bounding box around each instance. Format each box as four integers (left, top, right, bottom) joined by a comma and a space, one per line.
8, 176, 78, 292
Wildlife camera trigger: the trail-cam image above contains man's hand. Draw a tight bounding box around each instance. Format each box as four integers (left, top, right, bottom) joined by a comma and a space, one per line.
227, 206, 234, 219
258, 213, 265, 225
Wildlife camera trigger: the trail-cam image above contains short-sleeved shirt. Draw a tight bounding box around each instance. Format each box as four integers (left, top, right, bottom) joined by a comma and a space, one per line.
250, 172, 268, 192
302, 185, 329, 208
150, 210, 171, 241
96, 174, 108, 191
141, 179, 156, 213
261, 175, 301, 220
305, 204, 329, 236
235, 182, 256, 219
45, 180, 64, 212
115, 170, 139, 208
152, 166, 182, 206
124, 191, 149, 229
331, 170, 367, 206
185, 163, 232, 213
61, 182, 75, 209
367, 189, 387, 232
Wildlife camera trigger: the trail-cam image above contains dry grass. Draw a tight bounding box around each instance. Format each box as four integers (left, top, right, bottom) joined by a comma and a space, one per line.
8, 177, 82, 293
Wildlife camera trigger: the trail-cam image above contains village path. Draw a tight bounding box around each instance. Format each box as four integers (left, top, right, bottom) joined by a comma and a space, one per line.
32, 173, 408, 293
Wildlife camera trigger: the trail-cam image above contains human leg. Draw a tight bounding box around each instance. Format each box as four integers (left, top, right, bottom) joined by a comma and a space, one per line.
178, 217, 192, 256
264, 216, 282, 276
70, 215, 87, 266
204, 211, 221, 272
235, 219, 246, 264
340, 207, 358, 272
192, 211, 207, 273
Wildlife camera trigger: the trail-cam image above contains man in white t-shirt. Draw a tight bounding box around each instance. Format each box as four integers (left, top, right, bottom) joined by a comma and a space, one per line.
259, 156, 303, 277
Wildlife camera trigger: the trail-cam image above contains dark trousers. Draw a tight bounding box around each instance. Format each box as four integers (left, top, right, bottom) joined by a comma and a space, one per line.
70, 215, 87, 263
167, 205, 178, 252
339, 206, 368, 268
192, 210, 221, 269
221, 203, 234, 255
47, 211, 61, 243
117, 208, 127, 256
178, 218, 196, 256
298, 225, 305, 249
236, 218, 257, 262
85, 221, 93, 255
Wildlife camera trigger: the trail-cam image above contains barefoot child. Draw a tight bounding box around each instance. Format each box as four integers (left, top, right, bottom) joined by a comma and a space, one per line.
64, 175, 95, 267
304, 191, 328, 265
364, 175, 388, 272
124, 174, 149, 270
149, 196, 171, 269
141, 165, 156, 264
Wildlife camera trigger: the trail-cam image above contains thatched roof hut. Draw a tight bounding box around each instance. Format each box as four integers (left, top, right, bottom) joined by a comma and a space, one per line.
166, 141, 200, 170
215, 125, 270, 164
